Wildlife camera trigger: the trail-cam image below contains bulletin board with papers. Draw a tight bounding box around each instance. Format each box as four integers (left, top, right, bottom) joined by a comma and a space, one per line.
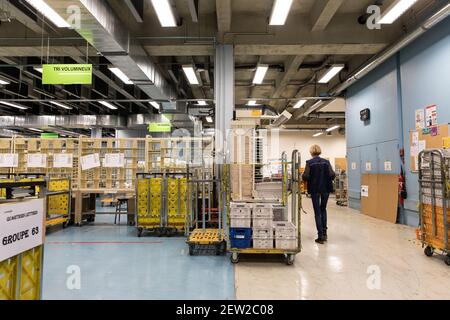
409, 124, 449, 172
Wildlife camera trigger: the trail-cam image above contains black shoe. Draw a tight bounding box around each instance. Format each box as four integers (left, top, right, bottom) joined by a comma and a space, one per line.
315, 238, 325, 244
323, 234, 328, 241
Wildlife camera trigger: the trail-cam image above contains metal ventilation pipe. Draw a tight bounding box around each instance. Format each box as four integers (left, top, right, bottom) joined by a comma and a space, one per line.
331, 2, 450, 96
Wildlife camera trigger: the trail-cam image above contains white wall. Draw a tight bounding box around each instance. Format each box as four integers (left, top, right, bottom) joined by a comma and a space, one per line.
266, 130, 346, 169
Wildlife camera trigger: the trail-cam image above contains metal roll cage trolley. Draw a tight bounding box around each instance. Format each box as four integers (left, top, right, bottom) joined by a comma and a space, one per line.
229, 150, 302, 265
418, 149, 450, 266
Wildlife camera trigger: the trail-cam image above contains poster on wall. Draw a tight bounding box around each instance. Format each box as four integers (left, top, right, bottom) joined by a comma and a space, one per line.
27, 153, 47, 168
425, 105, 437, 128
361, 185, 369, 197
415, 109, 425, 129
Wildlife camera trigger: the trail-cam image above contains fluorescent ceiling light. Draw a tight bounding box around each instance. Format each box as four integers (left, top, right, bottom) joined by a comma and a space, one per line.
150, 0, 177, 27
29, 128, 43, 133
149, 102, 160, 110
109, 67, 133, 85
161, 115, 170, 122
319, 65, 345, 84
0, 101, 28, 110
24, 0, 71, 28
247, 100, 258, 106
99, 101, 118, 110
253, 64, 269, 84
205, 116, 213, 123
182, 65, 200, 85
379, 0, 418, 24
34, 67, 43, 73
269, 0, 293, 25
50, 101, 72, 110
197, 101, 207, 106
0, 79, 10, 85
326, 125, 340, 132
293, 99, 307, 109
313, 132, 323, 137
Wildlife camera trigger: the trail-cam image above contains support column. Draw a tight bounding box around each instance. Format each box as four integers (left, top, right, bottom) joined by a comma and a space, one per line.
214, 44, 234, 164
91, 128, 102, 138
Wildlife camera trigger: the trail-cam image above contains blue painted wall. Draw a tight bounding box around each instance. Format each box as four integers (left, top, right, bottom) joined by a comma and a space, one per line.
346, 15, 450, 226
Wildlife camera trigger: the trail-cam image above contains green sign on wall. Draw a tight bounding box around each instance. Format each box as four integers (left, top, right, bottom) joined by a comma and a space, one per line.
42, 64, 93, 85
148, 122, 172, 133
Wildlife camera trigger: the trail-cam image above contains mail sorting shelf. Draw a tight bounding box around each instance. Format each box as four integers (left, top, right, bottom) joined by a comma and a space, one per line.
0, 179, 47, 300
418, 149, 450, 266
136, 171, 191, 237
229, 150, 302, 265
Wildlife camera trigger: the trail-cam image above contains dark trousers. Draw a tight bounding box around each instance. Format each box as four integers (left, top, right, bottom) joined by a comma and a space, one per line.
311, 193, 329, 238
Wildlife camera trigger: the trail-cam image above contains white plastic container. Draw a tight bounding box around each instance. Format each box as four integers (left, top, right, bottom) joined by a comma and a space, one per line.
252, 227, 273, 239
274, 222, 297, 239
275, 238, 297, 250
253, 238, 274, 249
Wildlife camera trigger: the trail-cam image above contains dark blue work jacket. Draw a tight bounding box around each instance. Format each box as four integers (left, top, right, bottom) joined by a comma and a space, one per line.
302, 156, 336, 194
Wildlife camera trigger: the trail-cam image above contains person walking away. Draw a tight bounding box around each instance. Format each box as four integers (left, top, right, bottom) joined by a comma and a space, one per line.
302, 145, 336, 244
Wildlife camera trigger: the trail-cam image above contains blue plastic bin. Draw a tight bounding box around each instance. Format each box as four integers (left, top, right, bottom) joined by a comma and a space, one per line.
230, 228, 252, 249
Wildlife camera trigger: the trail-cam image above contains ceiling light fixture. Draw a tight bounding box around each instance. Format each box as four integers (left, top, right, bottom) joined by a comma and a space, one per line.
149, 102, 160, 110
182, 65, 200, 85
379, 0, 418, 24
318, 65, 345, 84
206, 116, 213, 123
150, 0, 178, 27
313, 132, 324, 137
29, 128, 43, 133
0, 79, 10, 85
253, 64, 269, 84
326, 125, 340, 132
293, 99, 307, 109
269, 0, 293, 25
109, 67, 133, 85
50, 101, 72, 110
24, 0, 71, 28
99, 101, 118, 110
197, 101, 208, 106
0, 101, 28, 110
247, 100, 258, 106
34, 67, 43, 73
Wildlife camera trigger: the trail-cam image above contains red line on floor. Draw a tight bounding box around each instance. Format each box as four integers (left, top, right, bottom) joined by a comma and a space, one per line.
47, 241, 163, 245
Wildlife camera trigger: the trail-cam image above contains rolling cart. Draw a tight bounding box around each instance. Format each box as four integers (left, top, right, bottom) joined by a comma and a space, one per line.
418, 149, 450, 266
229, 150, 302, 265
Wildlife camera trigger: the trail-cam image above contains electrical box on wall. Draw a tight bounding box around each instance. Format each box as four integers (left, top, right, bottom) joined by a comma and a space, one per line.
360, 108, 370, 122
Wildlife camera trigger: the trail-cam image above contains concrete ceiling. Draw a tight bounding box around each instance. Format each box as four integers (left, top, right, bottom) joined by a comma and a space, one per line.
0, 0, 441, 130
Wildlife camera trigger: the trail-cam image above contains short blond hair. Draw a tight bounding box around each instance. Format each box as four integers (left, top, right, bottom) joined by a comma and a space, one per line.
310, 145, 322, 157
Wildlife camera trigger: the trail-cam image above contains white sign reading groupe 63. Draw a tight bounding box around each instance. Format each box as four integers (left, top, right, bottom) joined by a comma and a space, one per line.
0, 199, 45, 262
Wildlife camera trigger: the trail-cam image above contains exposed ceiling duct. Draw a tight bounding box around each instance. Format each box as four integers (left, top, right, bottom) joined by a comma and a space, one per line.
44, 0, 176, 102
331, 2, 450, 96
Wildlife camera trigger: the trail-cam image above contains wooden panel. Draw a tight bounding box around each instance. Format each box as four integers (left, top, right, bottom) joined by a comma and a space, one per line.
410, 124, 449, 171
335, 157, 347, 171
361, 174, 398, 223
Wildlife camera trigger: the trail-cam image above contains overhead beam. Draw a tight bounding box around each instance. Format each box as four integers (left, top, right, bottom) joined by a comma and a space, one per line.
235, 43, 388, 55
186, 0, 200, 23
0, 46, 97, 57
272, 56, 305, 99
144, 45, 214, 56
3, 0, 47, 35
124, 0, 144, 23
311, 0, 345, 32
216, 0, 232, 32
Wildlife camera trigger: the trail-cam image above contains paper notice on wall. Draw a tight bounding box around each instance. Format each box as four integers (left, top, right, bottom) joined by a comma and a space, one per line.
53, 153, 73, 168
418, 140, 426, 153
80, 153, 100, 170
384, 161, 392, 171
411, 131, 419, 156
415, 109, 425, 129
27, 153, 47, 168
365, 162, 372, 171
0, 153, 18, 168
361, 185, 369, 197
425, 105, 437, 128
104, 153, 125, 168
351, 162, 357, 170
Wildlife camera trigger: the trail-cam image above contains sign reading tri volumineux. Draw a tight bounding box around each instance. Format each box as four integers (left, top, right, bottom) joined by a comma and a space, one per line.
42, 64, 93, 85
148, 122, 172, 133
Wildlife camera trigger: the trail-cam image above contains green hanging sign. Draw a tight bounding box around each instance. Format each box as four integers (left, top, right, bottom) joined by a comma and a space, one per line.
41, 132, 59, 139
42, 64, 93, 85
148, 122, 172, 133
